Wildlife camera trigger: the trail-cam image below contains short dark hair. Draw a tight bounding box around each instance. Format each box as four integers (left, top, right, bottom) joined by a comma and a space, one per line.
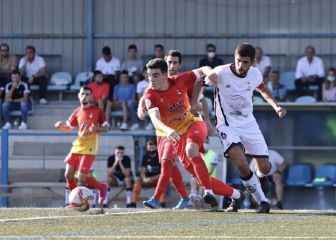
128, 44, 137, 51
0, 43, 9, 50
305, 45, 315, 54
167, 50, 182, 64
235, 43, 255, 61
146, 58, 168, 73
270, 70, 279, 75
26, 45, 36, 53
92, 70, 103, 80
154, 44, 164, 51
120, 70, 129, 76
206, 43, 216, 51
116, 146, 125, 151
11, 69, 20, 75
102, 46, 111, 55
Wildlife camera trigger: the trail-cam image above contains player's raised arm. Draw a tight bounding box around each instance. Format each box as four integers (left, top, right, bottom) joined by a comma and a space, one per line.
196, 66, 219, 86
256, 83, 287, 118
137, 96, 147, 120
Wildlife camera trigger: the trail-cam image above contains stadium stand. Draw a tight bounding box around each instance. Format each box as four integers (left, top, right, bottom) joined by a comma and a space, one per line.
313, 164, 336, 187
286, 163, 314, 187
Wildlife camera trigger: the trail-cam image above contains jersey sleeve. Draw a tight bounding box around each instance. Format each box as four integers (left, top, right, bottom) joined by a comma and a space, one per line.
178, 71, 197, 92
143, 91, 158, 111
254, 68, 264, 89
67, 109, 79, 128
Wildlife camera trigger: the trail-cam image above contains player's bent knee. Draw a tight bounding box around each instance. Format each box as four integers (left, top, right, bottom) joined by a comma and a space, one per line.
256, 158, 271, 174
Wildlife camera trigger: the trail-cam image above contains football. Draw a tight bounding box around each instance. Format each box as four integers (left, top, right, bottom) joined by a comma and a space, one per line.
68, 186, 95, 211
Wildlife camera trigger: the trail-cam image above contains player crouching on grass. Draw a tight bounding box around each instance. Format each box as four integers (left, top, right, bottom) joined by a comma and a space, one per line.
55, 86, 109, 212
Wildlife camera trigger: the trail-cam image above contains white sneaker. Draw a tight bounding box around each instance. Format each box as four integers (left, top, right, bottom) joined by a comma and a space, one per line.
145, 123, 154, 131
130, 123, 140, 130
18, 122, 28, 130
39, 98, 48, 104
120, 122, 128, 130
2, 122, 11, 129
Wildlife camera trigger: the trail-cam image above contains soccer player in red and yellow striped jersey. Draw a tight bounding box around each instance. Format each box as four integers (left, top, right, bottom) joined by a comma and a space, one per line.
55, 86, 109, 210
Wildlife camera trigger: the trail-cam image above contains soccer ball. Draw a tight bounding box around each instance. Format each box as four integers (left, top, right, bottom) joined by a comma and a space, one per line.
68, 186, 95, 211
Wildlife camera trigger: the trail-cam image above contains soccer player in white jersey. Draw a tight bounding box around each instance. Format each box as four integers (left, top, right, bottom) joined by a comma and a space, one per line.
202, 43, 287, 213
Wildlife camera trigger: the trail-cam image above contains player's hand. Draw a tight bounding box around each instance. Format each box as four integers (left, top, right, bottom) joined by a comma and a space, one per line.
205, 72, 218, 86
275, 106, 287, 118
137, 98, 147, 120
190, 102, 202, 116
54, 121, 65, 129
167, 129, 180, 144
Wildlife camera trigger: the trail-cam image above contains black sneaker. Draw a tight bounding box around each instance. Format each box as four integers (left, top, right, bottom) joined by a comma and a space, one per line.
256, 201, 270, 213
126, 202, 137, 208
203, 192, 218, 209
275, 201, 283, 210
225, 198, 239, 212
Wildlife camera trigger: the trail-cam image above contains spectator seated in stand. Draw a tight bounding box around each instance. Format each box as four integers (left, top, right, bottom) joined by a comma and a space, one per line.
121, 44, 144, 77
0, 43, 17, 103
2, 70, 31, 130
95, 46, 120, 93
132, 138, 165, 208
19, 45, 48, 104
267, 70, 288, 102
107, 146, 134, 208
199, 43, 223, 69
87, 70, 110, 113
255, 47, 272, 83
295, 45, 325, 101
322, 68, 336, 102
105, 70, 138, 130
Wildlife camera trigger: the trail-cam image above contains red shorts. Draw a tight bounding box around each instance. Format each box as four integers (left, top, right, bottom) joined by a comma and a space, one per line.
64, 153, 95, 174
157, 121, 207, 167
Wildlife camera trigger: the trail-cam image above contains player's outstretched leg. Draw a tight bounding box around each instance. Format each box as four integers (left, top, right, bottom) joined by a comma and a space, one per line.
86, 174, 108, 210
144, 158, 172, 209
64, 164, 77, 190
171, 164, 190, 209
227, 145, 270, 213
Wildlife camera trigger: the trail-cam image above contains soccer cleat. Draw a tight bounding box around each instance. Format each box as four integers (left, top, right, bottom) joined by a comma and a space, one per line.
276, 201, 283, 210
225, 198, 239, 212
98, 183, 108, 207
126, 202, 137, 208
256, 201, 271, 213
203, 192, 218, 209
143, 198, 161, 209
173, 197, 190, 209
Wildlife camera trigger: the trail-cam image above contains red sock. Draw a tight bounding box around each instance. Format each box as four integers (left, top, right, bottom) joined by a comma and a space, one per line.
210, 177, 234, 197
190, 156, 211, 189
153, 159, 172, 200
171, 165, 188, 198
86, 176, 105, 192
66, 178, 77, 190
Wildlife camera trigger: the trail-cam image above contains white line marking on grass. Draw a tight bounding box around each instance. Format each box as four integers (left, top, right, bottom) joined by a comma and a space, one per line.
0, 236, 336, 239
0, 209, 165, 223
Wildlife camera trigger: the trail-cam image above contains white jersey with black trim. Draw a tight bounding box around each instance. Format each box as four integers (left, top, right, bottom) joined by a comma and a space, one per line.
213, 64, 263, 128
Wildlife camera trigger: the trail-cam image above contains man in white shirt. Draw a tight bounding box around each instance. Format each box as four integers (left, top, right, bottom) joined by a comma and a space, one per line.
19, 45, 48, 104
295, 46, 325, 100
255, 47, 272, 83
121, 44, 143, 76
201, 43, 287, 213
95, 46, 120, 99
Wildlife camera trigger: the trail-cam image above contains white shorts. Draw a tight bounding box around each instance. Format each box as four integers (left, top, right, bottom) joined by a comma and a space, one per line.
217, 121, 269, 157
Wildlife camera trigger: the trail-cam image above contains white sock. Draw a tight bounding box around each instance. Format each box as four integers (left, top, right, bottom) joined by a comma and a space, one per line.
231, 189, 241, 200
256, 159, 277, 178
65, 188, 70, 205
241, 173, 268, 204
204, 189, 214, 195
126, 190, 132, 204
